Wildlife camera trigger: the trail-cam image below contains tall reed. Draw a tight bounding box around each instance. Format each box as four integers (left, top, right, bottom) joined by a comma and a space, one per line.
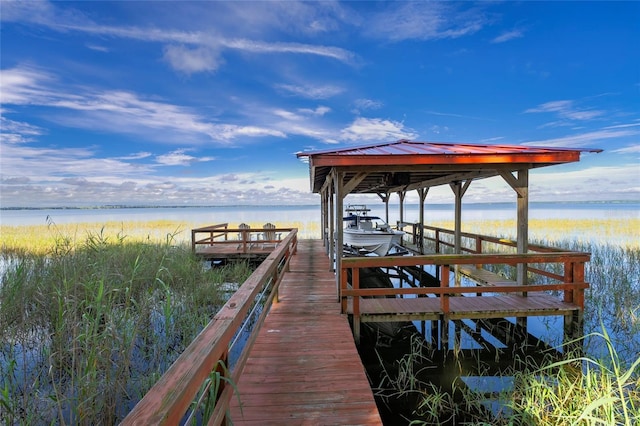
504, 329, 639, 425
372, 239, 639, 424
0, 227, 252, 424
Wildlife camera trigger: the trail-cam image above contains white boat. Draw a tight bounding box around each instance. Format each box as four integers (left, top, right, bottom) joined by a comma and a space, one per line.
343, 205, 404, 256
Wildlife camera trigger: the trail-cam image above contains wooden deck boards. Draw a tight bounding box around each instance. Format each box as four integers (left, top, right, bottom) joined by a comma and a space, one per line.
229, 240, 382, 425
195, 243, 274, 260
458, 265, 517, 286
348, 294, 580, 321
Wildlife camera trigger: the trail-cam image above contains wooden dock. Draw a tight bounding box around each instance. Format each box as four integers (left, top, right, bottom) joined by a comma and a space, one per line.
229, 240, 382, 425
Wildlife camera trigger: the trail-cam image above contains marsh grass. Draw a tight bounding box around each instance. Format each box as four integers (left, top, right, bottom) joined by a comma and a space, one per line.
427, 218, 640, 249
503, 330, 640, 425
0, 226, 253, 425
376, 237, 639, 425
0, 219, 318, 257
2, 217, 638, 424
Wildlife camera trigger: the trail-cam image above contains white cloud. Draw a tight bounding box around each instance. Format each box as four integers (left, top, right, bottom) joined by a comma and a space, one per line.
221, 39, 356, 64
341, 117, 418, 142
491, 29, 524, 43
155, 149, 215, 166
530, 164, 640, 200
163, 45, 224, 74
1, 116, 45, 144
185, 1, 352, 38
525, 99, 605, 122
364, 2, 488, 42
0, 142, 154, 182
273, 109, 302, 121
2, 1, 358, 75
523, 129, 639, 148
0, 0, 61, 25
612, 144, 640, 154
299, 106, 331, 116
116, 152, 153, 160
285, 124, 338, 144
85, 44, 110, 52
429, 125, 449, 135
272, 106, 331, 121
216, 125, 286, 140
353, 98, 383, 111
276, 83, 344, 99
603, 122, 640, 130
0, 66, 286, 144
479, 136, 505, 143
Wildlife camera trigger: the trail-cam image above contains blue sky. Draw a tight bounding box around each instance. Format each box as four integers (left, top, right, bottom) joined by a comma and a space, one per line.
1, 1, 639, 208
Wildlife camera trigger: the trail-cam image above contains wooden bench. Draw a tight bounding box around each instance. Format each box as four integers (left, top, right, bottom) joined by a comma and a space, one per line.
458, 265, 516, 286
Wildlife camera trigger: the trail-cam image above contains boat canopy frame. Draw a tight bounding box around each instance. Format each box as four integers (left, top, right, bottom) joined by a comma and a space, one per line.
297, 139, 601, 292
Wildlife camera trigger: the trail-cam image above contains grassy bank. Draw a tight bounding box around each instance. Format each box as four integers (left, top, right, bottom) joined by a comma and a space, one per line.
0, 227, 252, 424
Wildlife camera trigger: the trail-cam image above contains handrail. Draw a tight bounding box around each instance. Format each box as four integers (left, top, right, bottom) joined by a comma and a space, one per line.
413, 224, 571, 254
192, 225, 293, 254
122, 229, 298, 425
340, 251, 589, 332
341, 224, 591, 345
191, 223, 229, 252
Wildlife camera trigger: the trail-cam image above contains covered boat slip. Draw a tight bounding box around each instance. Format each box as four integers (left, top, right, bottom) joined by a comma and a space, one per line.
123, 140, 599, 425
297, 140, 600, 345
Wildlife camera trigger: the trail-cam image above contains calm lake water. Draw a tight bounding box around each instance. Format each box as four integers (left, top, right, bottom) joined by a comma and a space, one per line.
2, 201, 637, 230
2, 201, 638, 246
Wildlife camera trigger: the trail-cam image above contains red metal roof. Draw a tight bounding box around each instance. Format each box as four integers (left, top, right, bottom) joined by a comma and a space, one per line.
296, 140, 602, 194
298, 139, 600, 157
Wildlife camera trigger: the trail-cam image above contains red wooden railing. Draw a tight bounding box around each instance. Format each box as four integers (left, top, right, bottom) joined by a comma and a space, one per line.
342, 226, 590, 343
122, 229, 298, 425
191, 224, 292, 254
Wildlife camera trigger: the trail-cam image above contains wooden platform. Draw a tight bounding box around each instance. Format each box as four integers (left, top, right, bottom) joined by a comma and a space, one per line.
229, 240, 382, 425
195, 243, 274, 260
346, 294, 580, 322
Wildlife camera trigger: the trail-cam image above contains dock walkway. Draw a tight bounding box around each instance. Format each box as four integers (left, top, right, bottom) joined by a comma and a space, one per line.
229, 240, 382, 425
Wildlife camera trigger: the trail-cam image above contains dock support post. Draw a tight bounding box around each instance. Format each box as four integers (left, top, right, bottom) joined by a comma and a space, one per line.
329, 181, 335, 271
431, 320, 439, 348
352, 267, 360, 345
397, 190, 405, 229
453, 320, 462, 355
321, 187, 328, 250
450, 180, 471, 286
440, 317, 449, 351
440, 265, 450, 351
417, 188, 428, 254
563, 260, 585, 355
500, 169, 529, 331
334, 171, 344, 301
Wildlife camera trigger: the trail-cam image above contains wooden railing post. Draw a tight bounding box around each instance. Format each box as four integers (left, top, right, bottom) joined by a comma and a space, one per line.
340, 266, 348, 314
352, 267, 361, 345
440, 265, 450, 314
272, 269, 279, 304
563, 261, 574, 303
215, 349, 229, 425
564, 259, 586, 349
440, 265, 450, 351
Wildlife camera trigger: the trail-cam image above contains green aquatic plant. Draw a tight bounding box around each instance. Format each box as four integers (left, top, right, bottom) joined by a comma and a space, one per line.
0, 229, 253, 424
504, 329, 640, 425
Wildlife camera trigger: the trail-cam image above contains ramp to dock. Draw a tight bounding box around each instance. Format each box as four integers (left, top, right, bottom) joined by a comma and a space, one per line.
229, 240, 382, 425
